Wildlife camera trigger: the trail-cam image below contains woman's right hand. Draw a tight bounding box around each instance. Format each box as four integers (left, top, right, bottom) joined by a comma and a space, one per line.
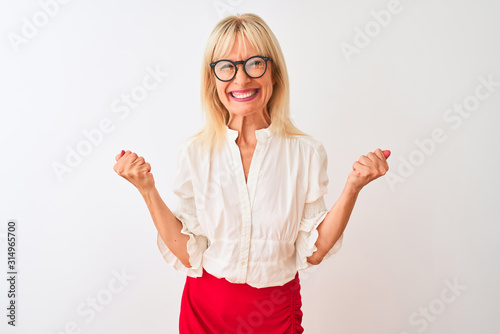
113, 150, 155, 194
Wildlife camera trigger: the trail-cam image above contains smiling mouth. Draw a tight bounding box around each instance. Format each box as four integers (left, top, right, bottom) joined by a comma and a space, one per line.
230, 89, 259, 99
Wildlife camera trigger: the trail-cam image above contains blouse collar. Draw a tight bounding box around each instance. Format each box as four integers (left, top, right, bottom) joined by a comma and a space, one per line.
225, 124, 273, 141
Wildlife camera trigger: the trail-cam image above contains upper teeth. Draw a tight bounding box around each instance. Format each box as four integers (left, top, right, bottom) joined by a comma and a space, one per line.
232, 90, 257, 99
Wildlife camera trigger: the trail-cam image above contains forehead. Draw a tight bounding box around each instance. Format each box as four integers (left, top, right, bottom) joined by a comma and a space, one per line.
217, 34, 263, 61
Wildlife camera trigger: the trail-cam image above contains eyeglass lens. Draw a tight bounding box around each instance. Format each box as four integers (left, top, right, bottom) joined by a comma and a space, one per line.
214, 57, 267, 81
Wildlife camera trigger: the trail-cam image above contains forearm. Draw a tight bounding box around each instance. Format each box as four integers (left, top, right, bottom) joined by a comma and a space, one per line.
140, 187, 192, 268
306, 182, 360, 264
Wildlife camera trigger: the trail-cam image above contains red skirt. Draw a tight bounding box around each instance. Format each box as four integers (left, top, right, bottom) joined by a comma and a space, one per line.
179, 268, 304, 333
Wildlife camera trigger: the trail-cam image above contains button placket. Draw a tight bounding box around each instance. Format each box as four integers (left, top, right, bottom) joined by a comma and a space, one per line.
227, 137, 252, 283
247, 134, 268, 210
225, 126, 272, 283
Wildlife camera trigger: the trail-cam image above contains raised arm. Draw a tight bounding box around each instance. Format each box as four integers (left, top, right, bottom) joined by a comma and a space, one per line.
306, 148, 390, 265
113, 150, 192, 268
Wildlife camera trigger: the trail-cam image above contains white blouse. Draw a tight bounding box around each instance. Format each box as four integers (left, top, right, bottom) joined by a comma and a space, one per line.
157, 124, 343, 288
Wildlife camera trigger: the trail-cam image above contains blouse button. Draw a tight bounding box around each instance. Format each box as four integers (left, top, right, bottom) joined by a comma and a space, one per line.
241, 261, 246, 266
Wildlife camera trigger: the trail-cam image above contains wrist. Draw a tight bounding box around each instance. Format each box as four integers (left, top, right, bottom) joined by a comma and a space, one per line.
139, 186, 157, 200
344, 181, 362, 196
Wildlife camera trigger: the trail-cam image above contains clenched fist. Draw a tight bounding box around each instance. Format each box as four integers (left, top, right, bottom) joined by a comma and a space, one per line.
347, 148, 390, 193
113, 150, 155, 194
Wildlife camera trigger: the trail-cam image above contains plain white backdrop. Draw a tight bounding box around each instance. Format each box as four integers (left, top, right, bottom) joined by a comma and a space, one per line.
1, 0, 499, 333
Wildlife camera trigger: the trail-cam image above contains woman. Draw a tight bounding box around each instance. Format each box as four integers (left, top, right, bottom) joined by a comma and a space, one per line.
113, 13, 390, 333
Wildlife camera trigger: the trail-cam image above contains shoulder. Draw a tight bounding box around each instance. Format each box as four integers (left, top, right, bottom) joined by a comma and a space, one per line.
176, 135, 212, 167
178, 135, 203, 156
283, 134, 327, 157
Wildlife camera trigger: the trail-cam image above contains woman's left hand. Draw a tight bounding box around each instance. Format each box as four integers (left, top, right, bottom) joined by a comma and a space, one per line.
347, 148, 391, 193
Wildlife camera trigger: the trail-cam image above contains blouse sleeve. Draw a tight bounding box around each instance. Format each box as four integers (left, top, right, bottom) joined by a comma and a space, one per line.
157, 141, 208, 277
295, 142, 343, 271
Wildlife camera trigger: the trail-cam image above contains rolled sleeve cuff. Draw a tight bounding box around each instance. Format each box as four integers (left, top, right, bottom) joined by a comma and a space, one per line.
157, 200, 208, 277
296, 197, 343, 271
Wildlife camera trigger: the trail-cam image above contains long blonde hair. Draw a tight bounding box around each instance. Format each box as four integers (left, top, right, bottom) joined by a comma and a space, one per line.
189, 13, 309, 155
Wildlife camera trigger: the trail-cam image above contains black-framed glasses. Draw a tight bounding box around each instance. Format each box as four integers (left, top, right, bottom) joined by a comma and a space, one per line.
210, 56, 273, 82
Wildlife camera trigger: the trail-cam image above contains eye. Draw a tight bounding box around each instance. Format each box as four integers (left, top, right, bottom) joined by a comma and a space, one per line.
248, 59, 264, 68
219, 62, 234, 71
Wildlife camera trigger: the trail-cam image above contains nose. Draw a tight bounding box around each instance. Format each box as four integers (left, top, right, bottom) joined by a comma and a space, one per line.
233, 64, 251, 85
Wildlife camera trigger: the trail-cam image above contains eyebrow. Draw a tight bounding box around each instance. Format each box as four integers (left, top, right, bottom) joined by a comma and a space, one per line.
218, 55, 261, 61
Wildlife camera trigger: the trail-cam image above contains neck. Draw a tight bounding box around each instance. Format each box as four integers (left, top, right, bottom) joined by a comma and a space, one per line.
227, 109, 271, 146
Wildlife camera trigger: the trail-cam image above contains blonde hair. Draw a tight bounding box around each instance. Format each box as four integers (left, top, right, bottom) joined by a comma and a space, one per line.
189, 13, 309, 155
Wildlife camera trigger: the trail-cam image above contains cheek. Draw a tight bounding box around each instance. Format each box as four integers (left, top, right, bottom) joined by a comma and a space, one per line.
215, 83, 228, 101
261, 80, 274, 100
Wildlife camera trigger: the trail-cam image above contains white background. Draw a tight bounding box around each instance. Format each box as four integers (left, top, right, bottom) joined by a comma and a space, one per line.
1, 0, 499, 333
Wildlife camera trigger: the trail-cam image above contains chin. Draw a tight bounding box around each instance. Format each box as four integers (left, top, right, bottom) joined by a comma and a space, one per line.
228, 106, 262, 116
